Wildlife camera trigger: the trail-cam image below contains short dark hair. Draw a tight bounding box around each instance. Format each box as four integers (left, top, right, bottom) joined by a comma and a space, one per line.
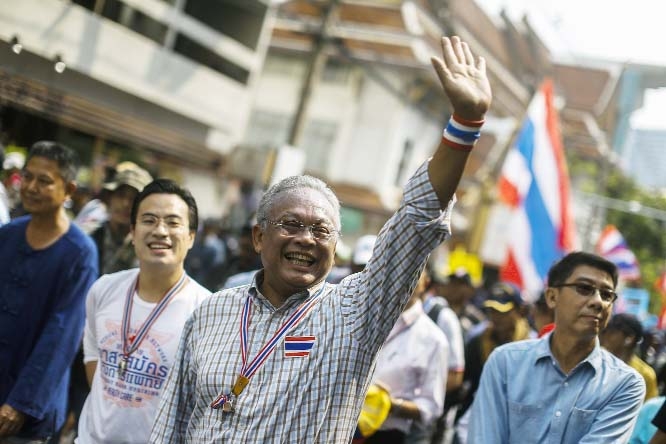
130, 178, 199, 231
26, 141, 79, 182
605, 313, 644, 341
547, 251, 618, 289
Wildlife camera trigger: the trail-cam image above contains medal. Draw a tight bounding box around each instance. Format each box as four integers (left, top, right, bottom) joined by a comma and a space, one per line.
210, 286, 325, 412
118, 356, 128, 377
232, 375, 250, 396
221, 395, 235, 413
211, 375, 248, 412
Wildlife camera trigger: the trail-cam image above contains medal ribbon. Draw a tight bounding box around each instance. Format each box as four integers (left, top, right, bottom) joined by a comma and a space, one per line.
211, 284, 325, 409
121, 272, 188, 358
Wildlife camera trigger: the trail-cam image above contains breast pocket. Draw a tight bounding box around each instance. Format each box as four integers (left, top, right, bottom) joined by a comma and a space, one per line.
562, 407, 598, 443
507, 401, 547, 444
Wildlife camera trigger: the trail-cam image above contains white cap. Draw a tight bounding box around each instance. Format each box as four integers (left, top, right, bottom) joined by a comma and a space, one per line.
3, 151, 25, 170
352, 235, 378, 266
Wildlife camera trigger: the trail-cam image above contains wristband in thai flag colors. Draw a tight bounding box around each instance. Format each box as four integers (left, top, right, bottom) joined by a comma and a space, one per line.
442, 114, 484, 152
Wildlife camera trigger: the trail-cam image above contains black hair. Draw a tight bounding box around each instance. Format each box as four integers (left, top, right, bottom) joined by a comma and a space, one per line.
26, 141, 79, 182
130, 178, 198, 231
547, 251, 618, 288
606, 313, 644, 341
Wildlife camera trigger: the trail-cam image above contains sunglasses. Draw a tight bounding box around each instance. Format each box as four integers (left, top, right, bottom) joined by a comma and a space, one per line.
551, 282, 617, 303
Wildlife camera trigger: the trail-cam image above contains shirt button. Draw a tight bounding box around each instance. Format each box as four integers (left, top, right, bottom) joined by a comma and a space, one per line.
555, 411, 562, 417
564, 382, 569, 387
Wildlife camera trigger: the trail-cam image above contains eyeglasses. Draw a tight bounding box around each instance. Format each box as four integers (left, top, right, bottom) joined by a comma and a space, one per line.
552, 282, 618, 303
264, 219, 338, 242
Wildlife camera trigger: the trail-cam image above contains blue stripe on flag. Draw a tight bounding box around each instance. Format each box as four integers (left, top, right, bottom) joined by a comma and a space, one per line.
516, 119, 564, 279
284, 342, 314, 351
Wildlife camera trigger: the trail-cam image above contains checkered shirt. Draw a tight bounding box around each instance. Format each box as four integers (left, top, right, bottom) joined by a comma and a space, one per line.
150, 161, 454, 443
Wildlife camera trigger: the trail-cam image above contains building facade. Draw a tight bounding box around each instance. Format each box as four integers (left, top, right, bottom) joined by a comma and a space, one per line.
0, 0, 275, 217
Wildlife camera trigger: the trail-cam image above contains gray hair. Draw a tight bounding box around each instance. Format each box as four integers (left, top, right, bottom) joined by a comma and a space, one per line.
256, 175, 341, 230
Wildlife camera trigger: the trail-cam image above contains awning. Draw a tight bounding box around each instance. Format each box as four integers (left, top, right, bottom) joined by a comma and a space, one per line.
0, 69, 223, 168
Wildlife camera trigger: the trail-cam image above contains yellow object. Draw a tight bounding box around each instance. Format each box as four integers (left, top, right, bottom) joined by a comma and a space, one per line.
629, 355, 658, 400
449, 245, 483, 285
356, 384, 391, 438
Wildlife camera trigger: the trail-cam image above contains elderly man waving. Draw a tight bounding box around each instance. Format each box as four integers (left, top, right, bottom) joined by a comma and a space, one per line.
150, 36, 492, 444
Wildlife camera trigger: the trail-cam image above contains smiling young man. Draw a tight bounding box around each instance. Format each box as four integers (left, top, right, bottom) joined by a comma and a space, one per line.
468, 252, 646, 444
76, 179, 210, 444
0, 141, 98, 443
151, 35, 492, 444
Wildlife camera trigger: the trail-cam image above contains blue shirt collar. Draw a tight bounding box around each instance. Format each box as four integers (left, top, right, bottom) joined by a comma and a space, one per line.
534, 332, 603, 374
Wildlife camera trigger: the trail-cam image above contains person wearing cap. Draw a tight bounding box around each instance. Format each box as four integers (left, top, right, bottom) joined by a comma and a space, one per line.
76, 179, 210, 444
90, 161, 152, 275
0, 141, 98, 442
468, 252, 645, 444
150, 36, 491, 443
601, 313, 658, 400
457, 282, 532, 427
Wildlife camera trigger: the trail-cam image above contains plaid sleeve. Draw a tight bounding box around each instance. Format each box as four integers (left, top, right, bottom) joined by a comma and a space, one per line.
341, 159, 455, 355
149, 313, 197, 443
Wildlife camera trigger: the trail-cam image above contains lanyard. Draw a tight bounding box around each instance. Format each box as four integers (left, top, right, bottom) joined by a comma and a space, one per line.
120, 273, 188, 359
210, 285, 326, 410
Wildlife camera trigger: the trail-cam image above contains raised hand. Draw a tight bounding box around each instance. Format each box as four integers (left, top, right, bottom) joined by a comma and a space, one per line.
431, 36, 492, 121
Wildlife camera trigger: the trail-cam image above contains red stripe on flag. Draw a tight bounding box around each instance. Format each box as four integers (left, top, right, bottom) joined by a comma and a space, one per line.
498, 176, 521, 208
543, 79, 574, 252
285, 351, 310, 357
500, 250, 524, 290
285, 336, 315, 342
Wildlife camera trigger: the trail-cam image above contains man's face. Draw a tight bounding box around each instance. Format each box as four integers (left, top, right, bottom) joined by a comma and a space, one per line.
20, 156, 72, 215
131, 193, 195, 271
108, 185, 138, 230
253, 188, 338, 300
547, 265, 615, 339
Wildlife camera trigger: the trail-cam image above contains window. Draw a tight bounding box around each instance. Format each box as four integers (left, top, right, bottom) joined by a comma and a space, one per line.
184, 0, 267, 51
173, 34, 250, 84
73, 0, 167, 45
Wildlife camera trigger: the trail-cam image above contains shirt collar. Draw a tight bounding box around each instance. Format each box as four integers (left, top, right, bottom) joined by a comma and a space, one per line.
534, 332, 603, 374
249, 270, 327, 309
400, 299, 424, 327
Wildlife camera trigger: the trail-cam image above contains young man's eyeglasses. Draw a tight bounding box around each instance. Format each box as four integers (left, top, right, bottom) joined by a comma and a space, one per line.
551, 282, 617, 303
264, 219, 338, 242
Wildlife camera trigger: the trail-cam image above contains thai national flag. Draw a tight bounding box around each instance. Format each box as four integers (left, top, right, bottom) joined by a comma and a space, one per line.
498, 79, 576, 299
284, 336, 316, 358
595, 225, 641, 281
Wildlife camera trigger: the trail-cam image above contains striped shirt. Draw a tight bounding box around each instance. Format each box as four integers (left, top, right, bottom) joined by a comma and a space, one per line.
150, 162, 454, 443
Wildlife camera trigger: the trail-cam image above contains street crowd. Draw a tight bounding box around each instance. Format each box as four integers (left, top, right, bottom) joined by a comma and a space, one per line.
2, 36, 666, 444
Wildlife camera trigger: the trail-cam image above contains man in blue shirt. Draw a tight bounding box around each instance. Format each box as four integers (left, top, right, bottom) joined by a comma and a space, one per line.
468, 251, 645, 443
0, 142, 98, 442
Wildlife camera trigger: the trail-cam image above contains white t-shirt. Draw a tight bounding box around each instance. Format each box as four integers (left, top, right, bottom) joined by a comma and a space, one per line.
424, 294, 465, 372
77, 269, 210, 444
372, 300, 448, 432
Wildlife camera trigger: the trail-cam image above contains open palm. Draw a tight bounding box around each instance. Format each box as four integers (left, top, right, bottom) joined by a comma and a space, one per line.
431, 36, 492, 121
